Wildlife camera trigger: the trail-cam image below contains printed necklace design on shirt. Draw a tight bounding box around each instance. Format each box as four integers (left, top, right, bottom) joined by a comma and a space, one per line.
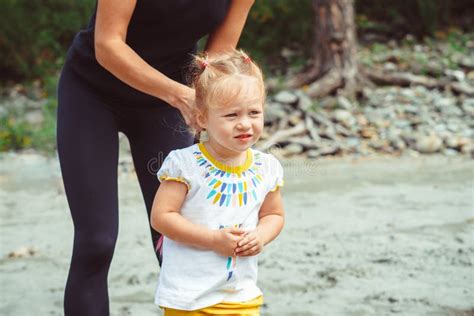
193, 143, 264, 207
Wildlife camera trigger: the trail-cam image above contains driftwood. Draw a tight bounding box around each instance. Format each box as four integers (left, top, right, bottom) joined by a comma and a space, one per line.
451, 82, 474, 96
366, 69, 474, 97
366, 70, 439, 88
258, 121, 306, 152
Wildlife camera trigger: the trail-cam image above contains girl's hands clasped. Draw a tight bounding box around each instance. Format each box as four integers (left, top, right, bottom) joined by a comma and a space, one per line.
234, 230, 264, 257
212, 227, 246, 257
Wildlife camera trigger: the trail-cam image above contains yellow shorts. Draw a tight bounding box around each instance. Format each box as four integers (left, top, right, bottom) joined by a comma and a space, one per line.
162, 295, 263, 315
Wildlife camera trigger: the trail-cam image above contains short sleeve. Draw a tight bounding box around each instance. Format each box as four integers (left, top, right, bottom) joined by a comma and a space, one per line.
157, 150, 191, 191
266, 154, 284, 193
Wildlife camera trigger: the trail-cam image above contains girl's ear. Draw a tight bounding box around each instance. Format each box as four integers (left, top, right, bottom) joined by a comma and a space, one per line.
196, 111, 207, 130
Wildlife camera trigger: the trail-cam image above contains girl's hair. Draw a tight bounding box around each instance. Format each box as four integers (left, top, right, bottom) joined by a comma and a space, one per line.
186, 49, 266, 138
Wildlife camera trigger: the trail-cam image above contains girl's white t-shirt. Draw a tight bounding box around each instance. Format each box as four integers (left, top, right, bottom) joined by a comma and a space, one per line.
154, 142, 284, 311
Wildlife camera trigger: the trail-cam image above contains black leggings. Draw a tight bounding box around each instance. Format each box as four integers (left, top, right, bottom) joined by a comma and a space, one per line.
56, 62, 195, 316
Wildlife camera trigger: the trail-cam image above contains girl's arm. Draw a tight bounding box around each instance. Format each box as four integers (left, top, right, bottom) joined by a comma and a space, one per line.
235, 188, 285, 256
204, 0, 255, 58
151, 181, 214, 249
151, 180, 244, 255
94, 0, 193, 111
256, 188, 285, 246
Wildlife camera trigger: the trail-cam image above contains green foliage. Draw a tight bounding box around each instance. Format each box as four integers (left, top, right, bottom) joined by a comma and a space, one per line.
0, 0, 95, 82
0, 75, 59, 154
0, 115, 33, 151
236, 0, 313, 75
0, 99, 58, 154
355, 0, 472, 38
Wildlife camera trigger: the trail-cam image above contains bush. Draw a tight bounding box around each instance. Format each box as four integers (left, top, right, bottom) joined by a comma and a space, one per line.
0, 0, 95, 82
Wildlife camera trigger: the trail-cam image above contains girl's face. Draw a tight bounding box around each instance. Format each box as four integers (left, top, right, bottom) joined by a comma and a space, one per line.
198, 88, 264, 157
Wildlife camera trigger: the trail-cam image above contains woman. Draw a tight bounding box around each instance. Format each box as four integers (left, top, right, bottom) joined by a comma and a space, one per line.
56, 1, 255, 315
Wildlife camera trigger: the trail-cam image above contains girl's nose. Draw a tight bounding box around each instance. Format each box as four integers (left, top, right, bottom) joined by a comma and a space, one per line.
237, 121, 251, 130
237, 117, 251, 129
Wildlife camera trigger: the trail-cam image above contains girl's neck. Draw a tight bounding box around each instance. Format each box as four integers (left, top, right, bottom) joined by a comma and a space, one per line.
202, 139, 247, 167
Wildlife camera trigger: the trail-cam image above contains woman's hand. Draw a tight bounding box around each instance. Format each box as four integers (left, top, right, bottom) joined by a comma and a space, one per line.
234, 230, 264, 257
212, 227, 246, 257
171, 84, 197, 130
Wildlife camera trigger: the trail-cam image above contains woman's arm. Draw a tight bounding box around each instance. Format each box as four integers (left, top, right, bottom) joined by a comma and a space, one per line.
204, 0, 255, 58
94, 0, 192, 111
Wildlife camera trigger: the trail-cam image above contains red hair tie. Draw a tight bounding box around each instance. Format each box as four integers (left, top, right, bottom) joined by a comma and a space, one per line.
200, 60, 209, 69
243, 55, 252, 64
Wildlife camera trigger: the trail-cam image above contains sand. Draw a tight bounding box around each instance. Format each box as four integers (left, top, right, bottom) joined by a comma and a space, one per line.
0, 151, 473, 316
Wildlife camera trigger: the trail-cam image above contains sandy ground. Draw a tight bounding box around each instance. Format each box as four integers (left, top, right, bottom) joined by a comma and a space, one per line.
0, 151, 473, 316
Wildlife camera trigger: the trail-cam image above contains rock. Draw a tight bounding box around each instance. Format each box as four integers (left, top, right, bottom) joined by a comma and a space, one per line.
369, 139, 389, 150
416, 134, 443, 153
447, 121, 461, 133
307, 149, 321, 158
24, 110, 44, 126
317, 144, 341, 156
401, 131, 418, 148
8, 246, 37, 258
309, 111, 331, 126
332, 109, 356, 128
445, 136, 471, 150
445, 69, 466, 82
443, 148, 459, 156
265, 103, 287, 124
305, 116, 321, 142
320, 97, 338, 109
284, 143, 304, 155
434, 97, 456, 110
391, 139, 407, 151
286, 135, 318, 149
294, 90, 313, 111
360, 127, 377, 139
383, 62, 397, 71
393, 120, 412, 129
346, 137, 361, 148
461, 98, 474, 116
332, 109, 352, 123
403, 105, 419, 115
288, 111, 303, 126
461, 143, 474, 158
356, 114, 368, 126
440, 105, 463, 117
319, 125, 337, 140
273, 90, 298, 105
336, 96, 354, 110
335, 124, 353, 137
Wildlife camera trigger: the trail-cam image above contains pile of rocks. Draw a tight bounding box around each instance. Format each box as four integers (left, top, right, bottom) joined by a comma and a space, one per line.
256, 87, 473, 158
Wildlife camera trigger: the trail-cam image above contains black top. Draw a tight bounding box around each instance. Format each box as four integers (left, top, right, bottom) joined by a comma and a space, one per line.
65, 0, 231, 108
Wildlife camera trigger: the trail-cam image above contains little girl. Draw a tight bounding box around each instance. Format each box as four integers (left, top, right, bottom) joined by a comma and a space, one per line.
150, 49, 285, 315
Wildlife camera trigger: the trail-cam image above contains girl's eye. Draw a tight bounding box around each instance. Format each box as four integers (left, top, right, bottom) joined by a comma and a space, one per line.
250, 111, 261, 115
225, 113, 237, 117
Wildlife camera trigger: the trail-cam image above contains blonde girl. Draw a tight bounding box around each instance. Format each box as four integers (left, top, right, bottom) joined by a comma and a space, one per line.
151, 49, 285, 315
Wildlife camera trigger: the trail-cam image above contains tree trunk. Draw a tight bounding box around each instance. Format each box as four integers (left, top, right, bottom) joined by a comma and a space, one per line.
288, 0, 358, 98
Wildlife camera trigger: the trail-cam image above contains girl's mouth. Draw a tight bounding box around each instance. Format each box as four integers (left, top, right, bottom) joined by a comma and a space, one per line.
235, 134, 252, 140
235, 134, 252, 139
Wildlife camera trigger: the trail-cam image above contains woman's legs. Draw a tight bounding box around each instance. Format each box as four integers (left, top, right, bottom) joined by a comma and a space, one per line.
120, 106, 196, 265
57, 64, 121, 316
